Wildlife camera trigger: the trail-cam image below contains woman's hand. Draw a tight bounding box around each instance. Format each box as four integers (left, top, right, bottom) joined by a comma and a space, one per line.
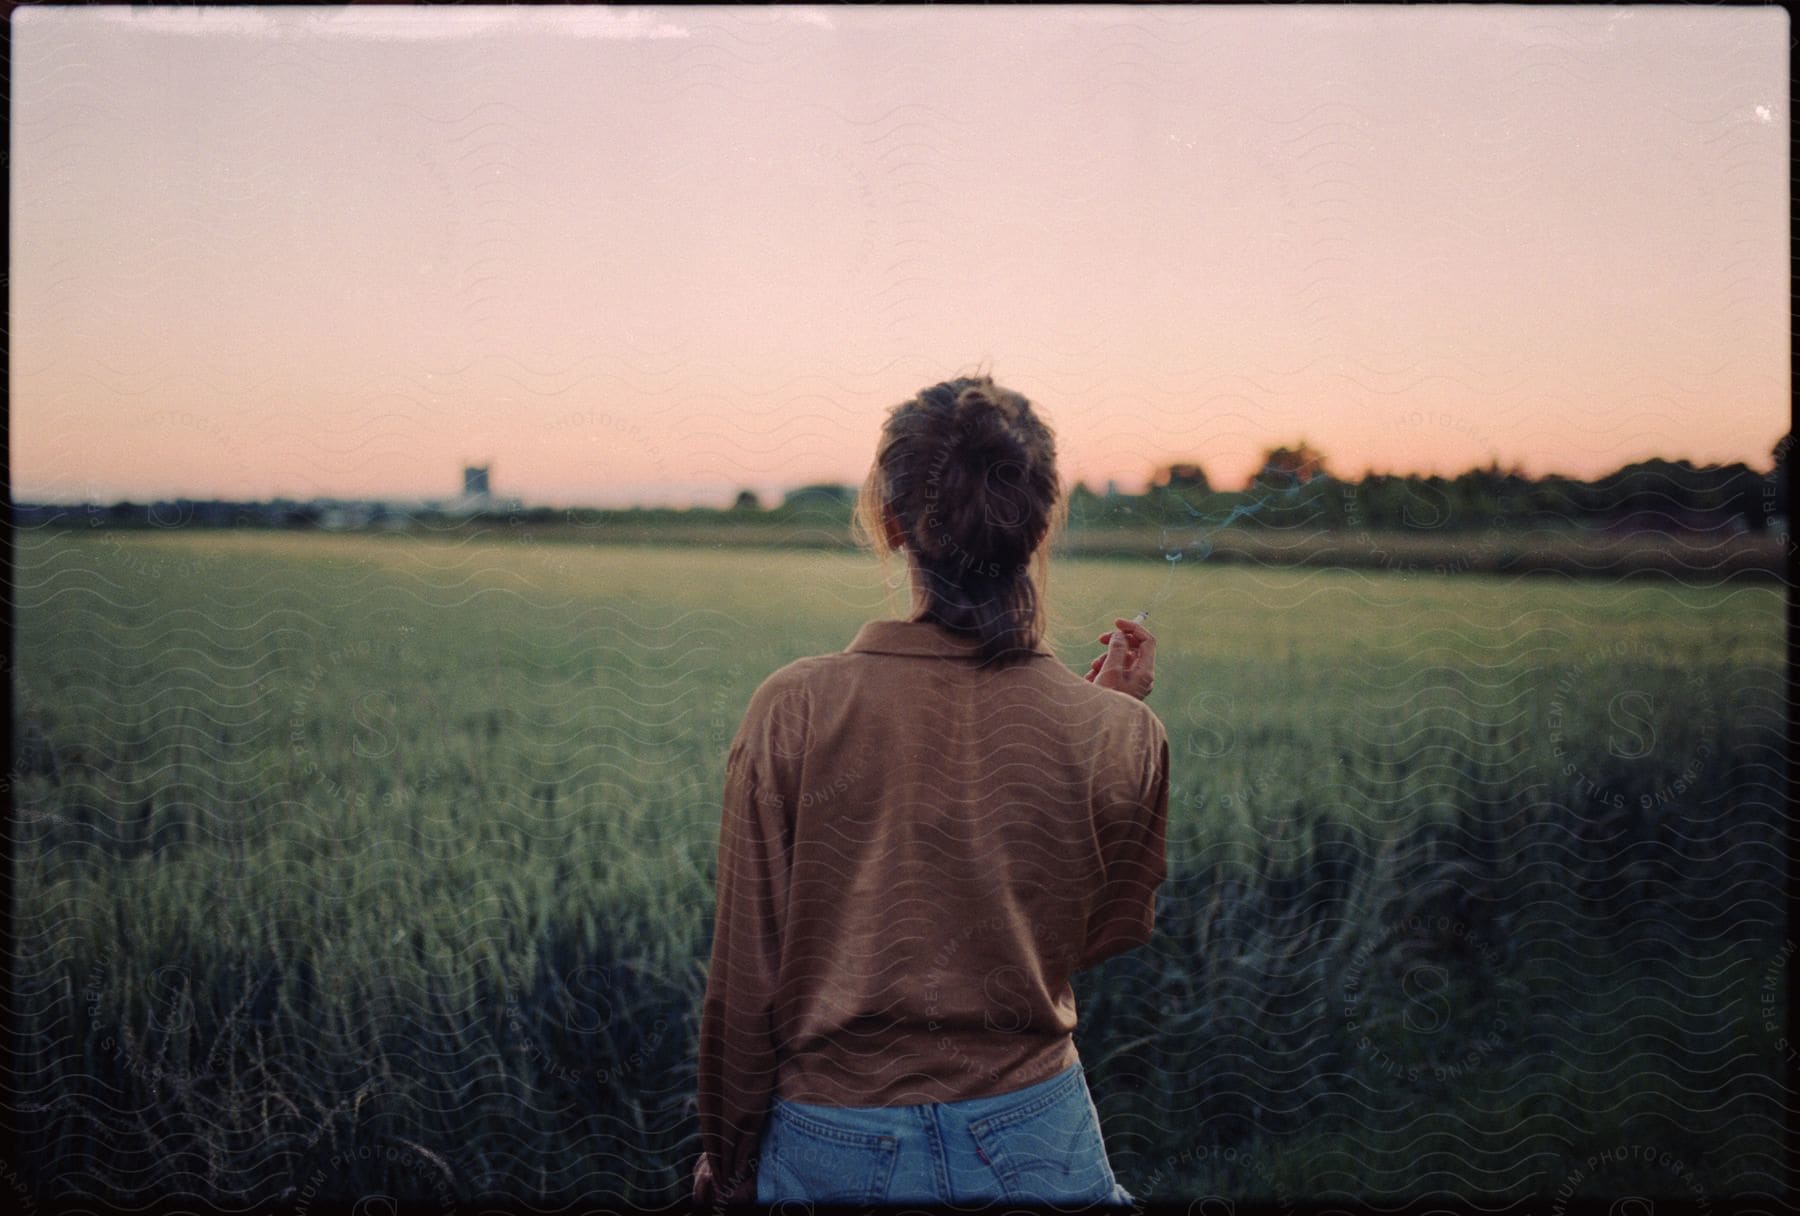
1086, 616, 1156, 700
693, 1153, 716, 1205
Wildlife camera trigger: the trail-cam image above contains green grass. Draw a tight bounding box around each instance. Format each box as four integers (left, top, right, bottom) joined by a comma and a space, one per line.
11, 530, 1788, 1204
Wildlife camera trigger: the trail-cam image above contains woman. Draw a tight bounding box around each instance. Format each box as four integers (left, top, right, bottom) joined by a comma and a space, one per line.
693, 375, 1167, 1206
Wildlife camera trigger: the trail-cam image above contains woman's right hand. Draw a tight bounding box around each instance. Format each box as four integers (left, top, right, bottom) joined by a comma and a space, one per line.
1086, 617, 1156, 700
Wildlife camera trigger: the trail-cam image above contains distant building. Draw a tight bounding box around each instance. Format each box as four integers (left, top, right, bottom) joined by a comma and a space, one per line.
463, 464, 491, 503
449, 463, 494, 514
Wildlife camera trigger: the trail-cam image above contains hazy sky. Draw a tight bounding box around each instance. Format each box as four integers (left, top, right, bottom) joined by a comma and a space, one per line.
11, 4, 1789, 507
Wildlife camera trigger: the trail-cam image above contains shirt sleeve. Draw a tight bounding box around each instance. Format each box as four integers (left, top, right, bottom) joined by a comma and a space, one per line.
697, 705, 793, 1204
1077, 715, 1170, 971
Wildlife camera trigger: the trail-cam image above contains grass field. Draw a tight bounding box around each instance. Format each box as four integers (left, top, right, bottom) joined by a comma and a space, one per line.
11, 529, 1789, 1205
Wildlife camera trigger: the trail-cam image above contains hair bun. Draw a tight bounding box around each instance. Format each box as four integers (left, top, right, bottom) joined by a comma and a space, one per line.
951, 383, 1021, 459
953, 382, 1020, 426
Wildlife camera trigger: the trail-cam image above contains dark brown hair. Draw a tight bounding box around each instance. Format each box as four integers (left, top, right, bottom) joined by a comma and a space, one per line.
851, 373, 1068, 668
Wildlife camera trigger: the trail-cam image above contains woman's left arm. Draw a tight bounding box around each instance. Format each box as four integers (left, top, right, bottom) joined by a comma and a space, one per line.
696, 723, 791, 1204
1076, 715, 1171, 970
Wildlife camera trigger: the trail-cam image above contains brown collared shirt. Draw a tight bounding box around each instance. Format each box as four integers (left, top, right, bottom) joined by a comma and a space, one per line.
697, 618, 1171, 1202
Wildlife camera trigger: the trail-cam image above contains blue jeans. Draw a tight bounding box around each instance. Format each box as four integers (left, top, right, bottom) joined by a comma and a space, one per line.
754, 1060, 1135, 1206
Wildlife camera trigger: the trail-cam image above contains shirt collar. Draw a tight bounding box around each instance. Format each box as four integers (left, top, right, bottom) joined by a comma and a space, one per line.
844, 618, 1056, 660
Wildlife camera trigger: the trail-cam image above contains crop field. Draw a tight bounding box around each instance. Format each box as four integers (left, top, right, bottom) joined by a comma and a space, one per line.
11, 529, 1790, 1206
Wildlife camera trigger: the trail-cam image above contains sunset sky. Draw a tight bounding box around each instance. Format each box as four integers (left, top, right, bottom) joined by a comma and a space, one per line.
10, 4, 1789, 508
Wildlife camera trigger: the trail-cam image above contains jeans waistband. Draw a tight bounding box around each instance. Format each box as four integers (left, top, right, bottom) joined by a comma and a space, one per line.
772, 1059, 1082, 1121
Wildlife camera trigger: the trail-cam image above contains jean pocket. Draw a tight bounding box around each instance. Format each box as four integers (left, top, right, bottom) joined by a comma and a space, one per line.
967, 1073, 1118, 1204
761, 1100, 898, 1204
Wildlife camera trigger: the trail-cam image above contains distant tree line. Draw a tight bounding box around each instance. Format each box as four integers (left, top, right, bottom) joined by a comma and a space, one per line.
15, 435, 1788, 535
1077, 435, 1791, 535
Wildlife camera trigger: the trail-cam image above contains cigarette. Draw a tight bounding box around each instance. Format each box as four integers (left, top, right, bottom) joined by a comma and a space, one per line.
1130, 610, 1149, 624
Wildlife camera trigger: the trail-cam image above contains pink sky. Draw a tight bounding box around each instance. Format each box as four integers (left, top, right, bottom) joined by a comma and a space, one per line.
10, 5, 1789, 507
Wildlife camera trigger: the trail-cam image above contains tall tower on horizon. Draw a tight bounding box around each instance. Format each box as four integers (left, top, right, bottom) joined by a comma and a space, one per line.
462, 463, 491, 506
